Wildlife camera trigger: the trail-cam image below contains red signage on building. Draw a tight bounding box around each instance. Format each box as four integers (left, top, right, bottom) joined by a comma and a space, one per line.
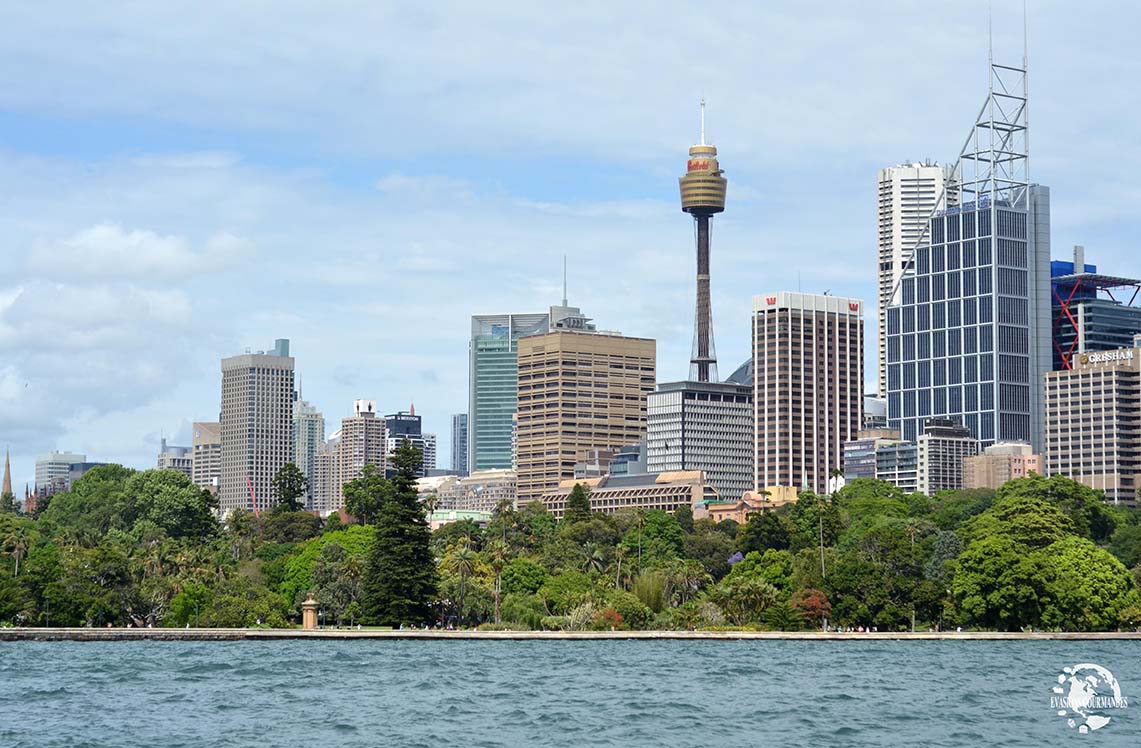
687, 159, 710, 172
766, 297, 777, 305
849, 302, 859, 311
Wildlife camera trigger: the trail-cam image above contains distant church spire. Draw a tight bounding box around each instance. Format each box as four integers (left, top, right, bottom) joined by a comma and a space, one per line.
2, 448, 11, 497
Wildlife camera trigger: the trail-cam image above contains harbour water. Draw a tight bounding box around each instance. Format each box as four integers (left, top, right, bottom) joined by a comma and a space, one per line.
2, 639, 1139, 746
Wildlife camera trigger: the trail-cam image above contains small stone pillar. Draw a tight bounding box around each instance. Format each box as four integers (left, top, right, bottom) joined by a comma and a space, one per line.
302, 593, 319, 630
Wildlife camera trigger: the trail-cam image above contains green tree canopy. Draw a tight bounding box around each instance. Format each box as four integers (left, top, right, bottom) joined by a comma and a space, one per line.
271, 463, 309, 512
342, 464, 389, 526
563, 484, 593, 525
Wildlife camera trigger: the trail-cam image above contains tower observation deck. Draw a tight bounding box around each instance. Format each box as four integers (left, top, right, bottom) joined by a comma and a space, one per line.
678, 99, 727, 382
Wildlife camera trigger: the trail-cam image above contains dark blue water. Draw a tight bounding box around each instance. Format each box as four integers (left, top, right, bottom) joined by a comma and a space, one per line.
1, 640, 1139, 746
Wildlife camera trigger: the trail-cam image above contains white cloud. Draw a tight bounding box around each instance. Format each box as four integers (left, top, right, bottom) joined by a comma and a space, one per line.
25, 223, 250, 281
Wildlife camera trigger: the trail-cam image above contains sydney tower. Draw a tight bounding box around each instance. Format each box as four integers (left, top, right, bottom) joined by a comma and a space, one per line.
678, 99, 727, 382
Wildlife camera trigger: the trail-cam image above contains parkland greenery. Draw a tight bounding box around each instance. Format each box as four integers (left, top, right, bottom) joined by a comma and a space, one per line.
2, 462, 1140, 632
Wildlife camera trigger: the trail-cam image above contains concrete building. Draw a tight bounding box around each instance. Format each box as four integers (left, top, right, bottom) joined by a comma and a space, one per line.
843, 429, 919, 494
451, 413, 469, 476
469, 312, 550, 473
385, 408, 434, 477
917, 418, 978, 496
877, 162, 957, 397
540, 470, 717, 520
516, 324, 656, 506
863, 396, 888, 431
156, 438, 192, 478
219, 339, 294, 514
752, 292, 864, 496
1045, 337, 1141, 504
432, 468, 516, 513
293, 399, 325, 508
1050, 246, 1141, 371
35, 451, 85, 492
311, 437, 341, 517
341, 400, 386, 488
191, 421, 222, 495
963, 442, 1042, 490
647, 380, 753, 502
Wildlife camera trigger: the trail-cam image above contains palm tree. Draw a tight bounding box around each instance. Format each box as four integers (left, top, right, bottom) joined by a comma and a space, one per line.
613, 546, 627, 589
486, 540, 509, 625
2, 527, 30, 577
581, 542, 605, 574
633, 509, 647, 570
445, 541, 478, 627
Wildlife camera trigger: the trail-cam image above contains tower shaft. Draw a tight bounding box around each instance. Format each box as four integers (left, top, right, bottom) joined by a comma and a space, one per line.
691, 215, 717, 382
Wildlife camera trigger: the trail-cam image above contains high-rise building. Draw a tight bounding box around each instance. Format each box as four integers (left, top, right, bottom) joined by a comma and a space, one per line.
293, 399, 325, 508
450, 413, 469, 476
191, 421, 222, 495
863, 396, 888, 431
877, 162, 957, 397
516, 323, 656, 506
469, 313, 550, 473
1045, 336, 1141, 504
647, 380, 752, 501
917, 418, 978, 496
679, 98, 727, 383
219, 339, 294, 514
156, 438, 193, 478
752, 292, 864, 495
1050, 245, 1141, 371
311, 437, 341, 517
384, 407, 434, 477
877, 440, 919, 494
885, 47, 1051, 454
963, 442, 1042, 490
341, 400, 386, 487
35, 451, 85, 492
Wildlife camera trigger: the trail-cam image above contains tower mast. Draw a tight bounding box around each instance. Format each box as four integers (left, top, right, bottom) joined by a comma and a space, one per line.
678, 99, 727, 382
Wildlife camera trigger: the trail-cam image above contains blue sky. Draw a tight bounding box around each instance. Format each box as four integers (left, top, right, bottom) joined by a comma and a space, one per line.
1, 1, 1139, 488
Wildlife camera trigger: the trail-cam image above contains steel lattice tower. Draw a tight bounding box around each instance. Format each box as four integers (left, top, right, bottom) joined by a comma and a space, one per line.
678, 99, 727, 382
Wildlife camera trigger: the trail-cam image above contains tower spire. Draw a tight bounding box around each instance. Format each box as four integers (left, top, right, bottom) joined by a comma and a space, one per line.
2, 447, 12, 497
699, 97, 706, 145
562, 255, 568, 306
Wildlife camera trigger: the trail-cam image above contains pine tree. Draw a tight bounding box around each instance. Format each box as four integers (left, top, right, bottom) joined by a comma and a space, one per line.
563, 483, 593, 525
360, 440, 438, 626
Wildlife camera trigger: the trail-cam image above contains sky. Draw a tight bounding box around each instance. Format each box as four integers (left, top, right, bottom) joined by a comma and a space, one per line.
1, 1, 1139, 489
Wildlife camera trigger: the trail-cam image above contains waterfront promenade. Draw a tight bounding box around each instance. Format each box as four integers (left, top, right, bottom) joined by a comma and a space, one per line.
3, 628, 1140, 642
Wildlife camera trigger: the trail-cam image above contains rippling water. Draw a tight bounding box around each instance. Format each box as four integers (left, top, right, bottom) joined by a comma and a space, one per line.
2, 639, 1139, 746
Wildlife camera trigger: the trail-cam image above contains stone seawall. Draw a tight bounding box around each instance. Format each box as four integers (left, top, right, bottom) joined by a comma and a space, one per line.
2, 628, 1140, 642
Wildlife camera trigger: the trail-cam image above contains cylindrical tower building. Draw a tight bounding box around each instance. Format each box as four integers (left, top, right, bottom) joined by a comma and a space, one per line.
678, 100, 727, 382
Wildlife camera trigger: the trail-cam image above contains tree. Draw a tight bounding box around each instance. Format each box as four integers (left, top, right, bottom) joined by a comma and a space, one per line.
563, 484, 593, 525
443, 540, 478, 626
791, 588, 832, 628
1039, 537, 1141, 631
738, 510, 791, 555
487, 540, 509, 624
0, 491, 17, 514
581, 541, 606, 574
708, 575, 780, 625
502, 557, 547, 595
271, 463, 309, 512
360, 441, 437, 626
342, 464, 389, 526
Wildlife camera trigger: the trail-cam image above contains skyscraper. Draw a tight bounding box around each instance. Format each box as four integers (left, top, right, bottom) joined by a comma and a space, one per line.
35, 451, 85, 492
191, 421, 222, 495
293, 399, 325, 508
917, 418, 978, 495
469, 313, 550, 473
1050, 245, 1141, 371
340, 399, 386, 487
679, 99, 727, 383
877, 162, 956, 397
219, 339, 294, 514
516, 322, 656, 505
451, 413, 469, 476
385, 407, 433, 477
646, 380, 753, 502
885, 47, 1051, 453
752, 292, 864, 495
156, 438, 193, 478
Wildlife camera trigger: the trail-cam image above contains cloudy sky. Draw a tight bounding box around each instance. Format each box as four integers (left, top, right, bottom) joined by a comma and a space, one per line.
1, 2, 1138, 487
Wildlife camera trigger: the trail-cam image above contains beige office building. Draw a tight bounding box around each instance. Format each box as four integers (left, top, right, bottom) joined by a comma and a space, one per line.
876, 162, 956, 397
540, 470, 716, 520
339, 399, 386, 489
752, 292, 864, 496
516, 329, 656, 506
1045, 339, 1141, 504
963, 442, 1042, 490
219, 340, 294, 514
191, 421, 222, 494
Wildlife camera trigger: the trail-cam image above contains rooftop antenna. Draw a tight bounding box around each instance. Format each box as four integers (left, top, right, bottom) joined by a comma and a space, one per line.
562, 255, 568, 306
699, 97, 706, 145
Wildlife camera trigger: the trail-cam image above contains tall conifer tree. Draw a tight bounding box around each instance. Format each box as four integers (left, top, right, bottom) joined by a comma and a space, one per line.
360, 440, 438, 626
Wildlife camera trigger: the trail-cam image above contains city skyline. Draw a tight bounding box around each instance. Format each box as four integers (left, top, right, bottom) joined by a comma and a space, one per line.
2, 4, 1139, 488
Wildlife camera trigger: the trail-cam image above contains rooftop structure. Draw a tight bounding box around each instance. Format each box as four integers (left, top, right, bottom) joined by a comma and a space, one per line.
1051, 245, 1141, 370
541, 470, 719, 520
